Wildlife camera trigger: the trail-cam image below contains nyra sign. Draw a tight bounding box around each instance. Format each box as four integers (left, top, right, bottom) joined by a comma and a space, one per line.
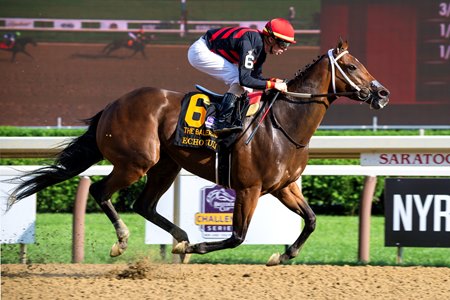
385, 178, 450, 247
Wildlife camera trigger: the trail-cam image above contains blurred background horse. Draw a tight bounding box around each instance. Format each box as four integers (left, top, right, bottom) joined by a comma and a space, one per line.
102, 33, 154, 58
0, 37, 37, 62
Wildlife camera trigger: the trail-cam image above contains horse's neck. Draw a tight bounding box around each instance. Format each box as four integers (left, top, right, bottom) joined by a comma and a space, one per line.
282, 57, 332, 142
290, 56, 331, 97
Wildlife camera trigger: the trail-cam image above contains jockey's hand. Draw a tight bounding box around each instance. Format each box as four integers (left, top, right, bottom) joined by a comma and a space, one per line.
274, 82, 288, 93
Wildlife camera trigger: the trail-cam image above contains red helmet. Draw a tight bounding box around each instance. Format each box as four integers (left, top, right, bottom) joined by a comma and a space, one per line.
263, 18, 296, 44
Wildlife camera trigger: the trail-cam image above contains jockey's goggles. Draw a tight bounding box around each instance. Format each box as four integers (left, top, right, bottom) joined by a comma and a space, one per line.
275, 37, 291, 50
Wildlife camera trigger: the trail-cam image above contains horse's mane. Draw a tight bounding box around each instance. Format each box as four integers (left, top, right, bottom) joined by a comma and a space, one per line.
289, 54, 326, 84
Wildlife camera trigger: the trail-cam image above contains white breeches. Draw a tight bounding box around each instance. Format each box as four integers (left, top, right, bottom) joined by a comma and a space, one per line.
188, 37, 243, 89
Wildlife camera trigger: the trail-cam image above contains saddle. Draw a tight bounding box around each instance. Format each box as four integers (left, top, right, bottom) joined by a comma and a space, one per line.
0, 42, 14, 49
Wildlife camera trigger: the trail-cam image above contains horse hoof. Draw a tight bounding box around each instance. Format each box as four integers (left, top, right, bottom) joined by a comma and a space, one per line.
172, 241, 188, 254
110, 242, 126, 257
266, 252, 281, 266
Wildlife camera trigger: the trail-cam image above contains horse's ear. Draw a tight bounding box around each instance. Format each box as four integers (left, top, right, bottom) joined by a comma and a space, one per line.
336, 37, 349, 53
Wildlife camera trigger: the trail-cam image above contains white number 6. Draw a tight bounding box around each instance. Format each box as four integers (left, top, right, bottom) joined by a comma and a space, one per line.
244, 53, 254, 69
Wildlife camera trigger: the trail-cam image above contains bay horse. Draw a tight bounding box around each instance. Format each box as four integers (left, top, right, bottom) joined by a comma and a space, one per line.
0, 37, 37, 62
8, 39, 389, 266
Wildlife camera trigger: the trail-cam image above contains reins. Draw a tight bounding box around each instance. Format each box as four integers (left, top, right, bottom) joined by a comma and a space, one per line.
283, 48, 369, 101
283, 90, 357, 99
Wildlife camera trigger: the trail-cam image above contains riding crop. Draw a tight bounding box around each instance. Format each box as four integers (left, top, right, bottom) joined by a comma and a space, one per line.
245, 91, 280, 145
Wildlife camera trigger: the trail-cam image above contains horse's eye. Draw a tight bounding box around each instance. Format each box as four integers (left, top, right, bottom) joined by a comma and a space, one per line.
348, 64, 357, 71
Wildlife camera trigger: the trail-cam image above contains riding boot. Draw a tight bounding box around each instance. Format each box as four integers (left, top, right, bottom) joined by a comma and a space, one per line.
214, 93, 243, 134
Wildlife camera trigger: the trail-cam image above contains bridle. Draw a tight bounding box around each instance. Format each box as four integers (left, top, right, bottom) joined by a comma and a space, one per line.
328, 48, 360, 95
246, 48, 380, 148
264, 48, 373, 148
284, 48, 372, 102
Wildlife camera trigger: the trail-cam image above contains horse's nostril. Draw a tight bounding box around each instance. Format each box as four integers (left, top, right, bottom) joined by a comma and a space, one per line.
378, 89, 390, 98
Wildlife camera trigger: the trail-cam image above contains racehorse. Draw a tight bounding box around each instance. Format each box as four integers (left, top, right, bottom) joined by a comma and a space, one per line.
0, 37, 37, 62
8, 39, 389, 266
102, 35, 153, 58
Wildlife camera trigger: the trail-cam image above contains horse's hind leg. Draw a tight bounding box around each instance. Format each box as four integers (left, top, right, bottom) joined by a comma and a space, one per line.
90, 166, 148, 257
267, 182, 316, 266
140, 48, 147, 59
133, 152, 189, 243
102, 44, 110, 53
103, 45, 116, 56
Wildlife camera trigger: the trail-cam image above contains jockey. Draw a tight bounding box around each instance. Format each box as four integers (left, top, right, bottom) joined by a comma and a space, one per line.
3, 31, 20, 47
187, 18, 296, 134
128, 29, 145, 45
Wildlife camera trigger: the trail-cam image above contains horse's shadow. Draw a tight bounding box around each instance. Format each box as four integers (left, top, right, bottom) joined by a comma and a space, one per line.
70, 53, 127, 60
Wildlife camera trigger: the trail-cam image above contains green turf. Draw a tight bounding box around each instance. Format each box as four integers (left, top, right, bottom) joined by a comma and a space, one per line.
2, 213, 449, 266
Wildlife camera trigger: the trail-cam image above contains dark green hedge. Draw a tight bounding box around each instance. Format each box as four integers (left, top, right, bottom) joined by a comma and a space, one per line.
28, 174, 384, 215
3, 127, 447, 215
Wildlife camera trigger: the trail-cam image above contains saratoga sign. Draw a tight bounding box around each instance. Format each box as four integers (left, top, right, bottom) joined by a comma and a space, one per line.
361, 153, 450, 166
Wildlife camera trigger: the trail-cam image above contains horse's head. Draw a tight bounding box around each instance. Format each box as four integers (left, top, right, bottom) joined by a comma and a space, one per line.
329, 39, 390, 109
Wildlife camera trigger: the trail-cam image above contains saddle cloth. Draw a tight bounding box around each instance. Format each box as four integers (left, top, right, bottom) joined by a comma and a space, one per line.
173, 90, 263, 152
173, 90, 263, 188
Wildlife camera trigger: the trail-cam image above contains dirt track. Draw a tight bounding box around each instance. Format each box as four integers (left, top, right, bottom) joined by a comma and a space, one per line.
2, 261, 449, 299
2, 41, 450, 127
0, 43, 318, 126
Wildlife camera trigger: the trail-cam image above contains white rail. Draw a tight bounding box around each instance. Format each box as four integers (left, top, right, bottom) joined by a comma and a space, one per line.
0, 17, 320, 35
2, 165, 450, 177
1, 135, 448, 264
1, 136, 449, 159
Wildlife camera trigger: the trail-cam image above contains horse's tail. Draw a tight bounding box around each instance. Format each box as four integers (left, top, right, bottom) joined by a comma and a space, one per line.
7, 110, 104, 209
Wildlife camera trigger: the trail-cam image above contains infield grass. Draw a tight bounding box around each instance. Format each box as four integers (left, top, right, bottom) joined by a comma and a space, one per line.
1, 213, 449, 266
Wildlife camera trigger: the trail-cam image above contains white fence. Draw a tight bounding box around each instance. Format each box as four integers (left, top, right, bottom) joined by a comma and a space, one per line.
1, 135, 449, 263
0, 17, 320, 35
1, 135, 449, 159
2, 164, 450, 177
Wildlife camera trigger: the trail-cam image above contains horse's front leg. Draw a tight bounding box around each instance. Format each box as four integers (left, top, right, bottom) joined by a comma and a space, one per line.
21, 50, 34, 60
267, 182, 316, 266
139, 48, 147, 59
10, 51, 17, 62
173, 186, 261, 255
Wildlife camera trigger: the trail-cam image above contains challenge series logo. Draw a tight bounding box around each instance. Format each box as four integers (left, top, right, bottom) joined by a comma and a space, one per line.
195, 185, 235, 239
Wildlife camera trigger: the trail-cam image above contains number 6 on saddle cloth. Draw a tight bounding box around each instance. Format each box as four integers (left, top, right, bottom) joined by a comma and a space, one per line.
173, 85, 263, 152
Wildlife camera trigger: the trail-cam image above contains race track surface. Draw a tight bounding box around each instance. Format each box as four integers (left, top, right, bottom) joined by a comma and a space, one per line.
0, 43, 318, 126
2, 261, 450, 299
